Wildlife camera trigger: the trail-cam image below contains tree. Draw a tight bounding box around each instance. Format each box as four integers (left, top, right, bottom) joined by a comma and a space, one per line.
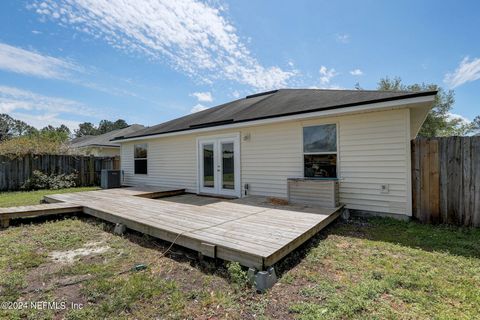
74, 122, 98, 137
98, 119, 128, 134
0, 118, 72, 156
113, 119, 128, 130
0, 114, 37, 141
377, 77, 477, 137
97, 120, 114, 134
39, 125, 70, 142
75, 119, 129, 137
471, 116, 480, 135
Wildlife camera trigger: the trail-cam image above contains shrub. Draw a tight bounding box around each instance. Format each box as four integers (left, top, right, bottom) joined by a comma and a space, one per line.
227, 261, 248, 287
22, 170, 78, 190
0, 133, 74, 157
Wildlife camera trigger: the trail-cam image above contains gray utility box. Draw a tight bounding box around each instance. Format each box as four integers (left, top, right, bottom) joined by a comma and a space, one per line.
287, 178, 339, 208
101, 169, 121, 189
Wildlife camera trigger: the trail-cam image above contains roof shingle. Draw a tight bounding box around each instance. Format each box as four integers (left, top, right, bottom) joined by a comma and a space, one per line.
116, 89, 436, 140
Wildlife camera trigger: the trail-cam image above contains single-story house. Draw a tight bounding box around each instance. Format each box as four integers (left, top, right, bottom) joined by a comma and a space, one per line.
112, 89, 436, 218
70, 124, 144, 157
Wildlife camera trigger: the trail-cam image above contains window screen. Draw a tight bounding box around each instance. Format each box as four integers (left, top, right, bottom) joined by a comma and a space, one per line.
134, 143, 147, 174
303, 124, 337, 178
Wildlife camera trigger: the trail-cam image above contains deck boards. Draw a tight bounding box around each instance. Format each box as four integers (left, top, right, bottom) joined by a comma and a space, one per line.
0, 202, 83, 218
36, 187, 343, 269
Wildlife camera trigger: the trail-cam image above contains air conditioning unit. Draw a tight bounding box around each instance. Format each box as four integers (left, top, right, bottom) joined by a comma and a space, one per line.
101, 169, 121, 189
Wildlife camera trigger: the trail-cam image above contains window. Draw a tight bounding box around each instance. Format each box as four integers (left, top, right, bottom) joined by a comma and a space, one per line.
303, 124, 337, 178
134, 144, 148, 174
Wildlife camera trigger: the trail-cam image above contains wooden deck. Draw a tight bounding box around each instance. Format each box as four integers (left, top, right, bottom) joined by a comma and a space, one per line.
36, 187, 342, 269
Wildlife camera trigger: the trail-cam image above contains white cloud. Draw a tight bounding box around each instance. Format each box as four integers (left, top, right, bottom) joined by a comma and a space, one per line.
335, 33, 350, 44
190, 103, 208, 113
0, 86, 96, 116
444, 56, 480, 88
11, 112, 81, 131
30, 0, 294, 90
231, 90, 240, 98
0, 85, 99, 130
350, 69, 363, 76
448, 112, 471, 123
0, 42, 80, 79
319, 66, 338, 85
191, 91, 213, 102
0, 43, 145, 100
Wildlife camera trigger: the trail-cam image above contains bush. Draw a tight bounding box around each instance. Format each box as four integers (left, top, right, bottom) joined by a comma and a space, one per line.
0, 134, 73, 157
227, 261, 248, 287
22, 170, 78, 191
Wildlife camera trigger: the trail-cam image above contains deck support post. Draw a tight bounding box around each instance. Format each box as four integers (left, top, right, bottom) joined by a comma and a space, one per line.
248, 266, 277, 293
113, 223, 126, 235
0, 218, 10, 228
341, 208, 350, 221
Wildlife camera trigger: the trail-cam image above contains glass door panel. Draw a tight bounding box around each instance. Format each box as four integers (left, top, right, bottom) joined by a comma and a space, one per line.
198, 135, 239, 197
202, 143, 215, 188
221, 142, 234, 190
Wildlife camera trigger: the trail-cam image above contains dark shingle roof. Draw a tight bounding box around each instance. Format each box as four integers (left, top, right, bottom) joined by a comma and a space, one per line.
115, 89, 437, 140
71, 124, 145, 148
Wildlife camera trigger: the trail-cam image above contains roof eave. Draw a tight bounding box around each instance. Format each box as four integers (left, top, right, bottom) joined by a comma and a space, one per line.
73, 144, 120, 149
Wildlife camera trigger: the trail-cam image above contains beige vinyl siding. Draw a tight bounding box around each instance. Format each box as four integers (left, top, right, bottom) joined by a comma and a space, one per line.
121, 135, 197, 191
342, 110, 409, 215
239, 122, 302, 198
76, 146, 120, 157
120, 108, 411, 215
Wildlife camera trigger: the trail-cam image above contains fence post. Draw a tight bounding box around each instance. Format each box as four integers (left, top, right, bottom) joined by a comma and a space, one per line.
429, 139, 440, 224
89, 155, 95, 185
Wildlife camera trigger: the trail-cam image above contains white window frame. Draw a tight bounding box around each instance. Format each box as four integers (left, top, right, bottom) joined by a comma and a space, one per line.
302, 123, 339, 178
133, 143, 148, 175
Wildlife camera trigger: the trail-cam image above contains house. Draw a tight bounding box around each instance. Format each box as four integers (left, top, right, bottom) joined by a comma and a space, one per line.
112, 89, 436, 218
70, 124, 144, 157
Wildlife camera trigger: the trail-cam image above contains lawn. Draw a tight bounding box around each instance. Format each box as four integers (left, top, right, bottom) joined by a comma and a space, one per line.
0, 192, 479, 319
0, 187, 99, 207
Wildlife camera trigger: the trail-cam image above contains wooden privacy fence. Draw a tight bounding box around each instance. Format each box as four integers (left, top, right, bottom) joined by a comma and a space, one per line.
411, 136, 480, 227
0, 154, 120, 191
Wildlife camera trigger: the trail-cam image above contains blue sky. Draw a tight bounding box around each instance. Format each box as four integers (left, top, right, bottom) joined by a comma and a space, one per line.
0, 0, 478, 131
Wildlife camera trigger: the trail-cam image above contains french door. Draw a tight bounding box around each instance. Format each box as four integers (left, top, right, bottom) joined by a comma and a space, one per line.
198, 134, 240, 197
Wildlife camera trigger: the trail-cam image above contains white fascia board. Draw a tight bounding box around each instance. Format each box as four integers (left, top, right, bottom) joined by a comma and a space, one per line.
77, 145, 120, 149
115, 95, 435, 143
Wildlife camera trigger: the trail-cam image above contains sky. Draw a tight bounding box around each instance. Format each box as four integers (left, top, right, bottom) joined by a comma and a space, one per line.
0, 0, 479, 131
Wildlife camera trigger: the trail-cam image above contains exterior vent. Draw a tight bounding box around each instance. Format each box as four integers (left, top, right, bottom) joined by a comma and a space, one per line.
246, 90, 278, 99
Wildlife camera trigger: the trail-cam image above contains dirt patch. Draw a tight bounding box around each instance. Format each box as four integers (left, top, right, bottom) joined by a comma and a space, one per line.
49, 241, 110, 264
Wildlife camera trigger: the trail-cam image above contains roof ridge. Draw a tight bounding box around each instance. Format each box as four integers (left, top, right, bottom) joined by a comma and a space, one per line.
278, 88, 437, 94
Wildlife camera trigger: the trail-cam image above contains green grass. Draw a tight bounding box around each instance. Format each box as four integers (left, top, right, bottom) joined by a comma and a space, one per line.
0, 212, 479, 319
286, 218, 480, 319
0, 187, 99, 207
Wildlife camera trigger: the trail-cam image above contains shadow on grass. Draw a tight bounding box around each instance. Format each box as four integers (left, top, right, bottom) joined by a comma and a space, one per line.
272, 216, 480, 278
330, 216, 480, 259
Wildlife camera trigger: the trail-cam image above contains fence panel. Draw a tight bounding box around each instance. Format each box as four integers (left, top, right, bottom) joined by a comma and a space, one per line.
0, 154, 120, 191
412, 136, 480, 227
